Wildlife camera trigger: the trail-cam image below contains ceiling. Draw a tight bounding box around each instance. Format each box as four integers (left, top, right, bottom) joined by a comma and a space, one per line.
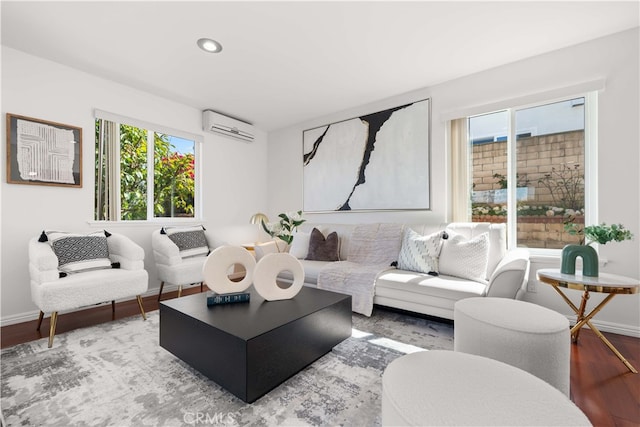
1, 1, 638, 132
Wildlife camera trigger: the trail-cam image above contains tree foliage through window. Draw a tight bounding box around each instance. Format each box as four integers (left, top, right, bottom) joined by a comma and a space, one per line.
95, 120, 196, 221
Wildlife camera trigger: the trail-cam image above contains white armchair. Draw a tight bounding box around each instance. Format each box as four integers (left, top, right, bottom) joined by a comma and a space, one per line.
151, 227, 215, 300
29, 231, 148, 348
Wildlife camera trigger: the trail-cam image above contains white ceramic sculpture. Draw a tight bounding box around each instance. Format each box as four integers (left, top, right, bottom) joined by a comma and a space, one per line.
202, 246, 256, 294
253, 252, 304, 301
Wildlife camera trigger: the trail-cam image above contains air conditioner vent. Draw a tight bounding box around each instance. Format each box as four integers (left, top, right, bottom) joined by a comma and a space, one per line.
202, 110, 255, 142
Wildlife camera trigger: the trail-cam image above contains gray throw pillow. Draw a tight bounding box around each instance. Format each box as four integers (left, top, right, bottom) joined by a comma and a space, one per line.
44, 230, 112, 274
305, 228, 339, 261
162, 225, 209, 258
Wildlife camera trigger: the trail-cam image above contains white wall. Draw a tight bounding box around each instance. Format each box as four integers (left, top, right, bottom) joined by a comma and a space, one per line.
267, 28, 640, 336
3, 28, 638, 335
1, 47, 269, 323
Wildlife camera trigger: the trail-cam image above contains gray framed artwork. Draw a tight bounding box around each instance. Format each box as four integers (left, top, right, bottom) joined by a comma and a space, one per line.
6, 113, 82, 187
303, 98, 430, 212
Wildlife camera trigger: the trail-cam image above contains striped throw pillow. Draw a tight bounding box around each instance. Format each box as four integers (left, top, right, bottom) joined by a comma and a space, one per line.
397, 229, 447, 275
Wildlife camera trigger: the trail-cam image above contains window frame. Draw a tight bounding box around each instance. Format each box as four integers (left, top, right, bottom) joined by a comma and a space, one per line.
451, 90, 598, 254
94, 109, 203, 223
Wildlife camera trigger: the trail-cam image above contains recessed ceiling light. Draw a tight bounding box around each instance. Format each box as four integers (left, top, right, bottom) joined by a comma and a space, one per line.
197, 38, 222, 53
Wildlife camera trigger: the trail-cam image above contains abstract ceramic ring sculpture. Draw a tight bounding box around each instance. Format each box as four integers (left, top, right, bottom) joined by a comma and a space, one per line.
253, 253, 304, 301
202, 246, 256, 294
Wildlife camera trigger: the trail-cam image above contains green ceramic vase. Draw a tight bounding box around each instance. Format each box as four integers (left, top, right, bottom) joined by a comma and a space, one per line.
560, 244, 599, 277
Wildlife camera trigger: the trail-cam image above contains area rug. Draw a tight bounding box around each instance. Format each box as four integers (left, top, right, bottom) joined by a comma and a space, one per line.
1, 307, 453, 426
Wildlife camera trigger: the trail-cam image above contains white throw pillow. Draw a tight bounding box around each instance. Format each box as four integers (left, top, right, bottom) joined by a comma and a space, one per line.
397, 229, 447, 275
289, 231, 311, 259
438, 232, 490, 283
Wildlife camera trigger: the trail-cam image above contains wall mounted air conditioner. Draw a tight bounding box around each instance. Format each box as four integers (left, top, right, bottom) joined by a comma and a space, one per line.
202, 110, 255, 142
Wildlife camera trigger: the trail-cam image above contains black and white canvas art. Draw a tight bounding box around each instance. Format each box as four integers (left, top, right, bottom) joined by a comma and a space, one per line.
6, 113, 82, 187
303, 99, 430, 212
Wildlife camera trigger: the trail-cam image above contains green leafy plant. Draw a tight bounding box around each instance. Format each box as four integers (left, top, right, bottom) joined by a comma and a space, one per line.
261, 211, 306, 245
565, 222, 634, 246
95, 123, 195, 220
154, 151, 195, 217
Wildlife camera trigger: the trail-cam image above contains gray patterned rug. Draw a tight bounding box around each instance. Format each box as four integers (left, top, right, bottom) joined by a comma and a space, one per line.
1, 306, 453, 426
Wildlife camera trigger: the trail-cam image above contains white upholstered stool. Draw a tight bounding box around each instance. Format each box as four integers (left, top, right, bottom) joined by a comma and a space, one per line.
454, 297, 570, 396
381, 350, 590, 426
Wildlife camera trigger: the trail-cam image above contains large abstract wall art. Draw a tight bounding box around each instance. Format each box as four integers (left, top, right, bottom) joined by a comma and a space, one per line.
6, 114, 82, 187
303, 99, 430, 212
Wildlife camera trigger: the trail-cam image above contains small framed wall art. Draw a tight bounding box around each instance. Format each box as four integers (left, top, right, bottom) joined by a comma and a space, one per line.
6, 113, 82, 187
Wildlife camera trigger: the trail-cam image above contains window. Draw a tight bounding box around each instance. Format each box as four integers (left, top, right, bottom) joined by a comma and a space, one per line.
453, 94, 595, 250
95, 112, 200, 221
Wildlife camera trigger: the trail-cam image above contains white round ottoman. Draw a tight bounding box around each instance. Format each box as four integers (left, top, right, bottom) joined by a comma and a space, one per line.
454, 297, 570, 396
381, 350, 590, 427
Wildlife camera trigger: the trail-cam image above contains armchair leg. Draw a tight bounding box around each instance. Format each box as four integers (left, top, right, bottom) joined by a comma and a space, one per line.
157, 281, 165, 301
111, 300, 116, 320
36, 311, 44, 331
48, 312, 58, 348
136, 295, 147, 320
178, 285, 183, 298
200, 282, 204, 293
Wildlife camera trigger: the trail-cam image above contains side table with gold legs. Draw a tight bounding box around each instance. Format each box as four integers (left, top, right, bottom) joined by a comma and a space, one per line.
537, 268, 639, 374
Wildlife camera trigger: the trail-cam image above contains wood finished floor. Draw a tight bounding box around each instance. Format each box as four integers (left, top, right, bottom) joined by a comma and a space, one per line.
1, 287, 638, 426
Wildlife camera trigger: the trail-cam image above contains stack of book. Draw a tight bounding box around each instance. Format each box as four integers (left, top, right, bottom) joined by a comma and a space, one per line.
206, 291, 250, 306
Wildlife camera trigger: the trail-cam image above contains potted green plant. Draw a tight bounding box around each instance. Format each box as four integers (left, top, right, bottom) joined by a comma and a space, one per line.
561, 222, 634, 277
261, 211, 306, 250
566, 223, 634, 246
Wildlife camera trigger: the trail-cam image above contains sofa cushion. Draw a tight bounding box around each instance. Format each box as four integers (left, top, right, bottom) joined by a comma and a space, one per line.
376, 270, 488, 301
438, 232, 489, 283
35, 268, 149, 313
289, 230, 311, 259
155, 254, 207, 285
45, 230, 113, 274
397, 229, 447, 275
162, 225, 209, 259
299, 223, 357, 261
287, 259, 330, 284
445, 223, 506, 279
347, 223, 404, 265
306, 228, 339, 261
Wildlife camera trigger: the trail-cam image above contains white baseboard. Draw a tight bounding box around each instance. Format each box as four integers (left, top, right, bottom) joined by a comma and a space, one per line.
0, 310, 41, 327
566, 315, 640, 338
0, 284, 183, 327
3, 290, 639, 339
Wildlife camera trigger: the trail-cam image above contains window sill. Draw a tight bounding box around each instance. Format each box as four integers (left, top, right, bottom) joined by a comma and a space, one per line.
87, 219, 205, 228
526, 249, 608, 267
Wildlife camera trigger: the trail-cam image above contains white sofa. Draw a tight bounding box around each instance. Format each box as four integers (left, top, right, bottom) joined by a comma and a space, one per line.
258, 222, 530, 320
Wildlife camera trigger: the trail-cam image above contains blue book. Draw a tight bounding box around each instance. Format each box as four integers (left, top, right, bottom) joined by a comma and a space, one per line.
206, 291, 250, 306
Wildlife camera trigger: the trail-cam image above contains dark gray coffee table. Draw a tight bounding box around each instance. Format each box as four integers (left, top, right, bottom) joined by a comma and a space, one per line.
159, 286, 352, 403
